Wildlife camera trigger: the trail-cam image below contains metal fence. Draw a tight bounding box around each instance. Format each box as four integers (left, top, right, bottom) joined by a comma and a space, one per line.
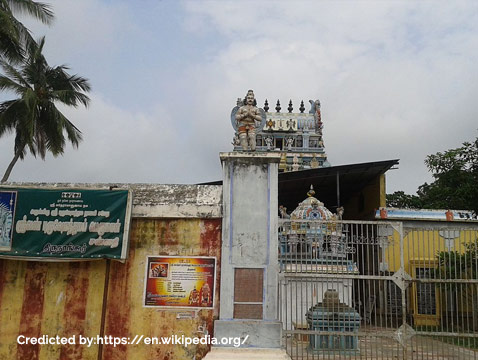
278, 219, 478, 359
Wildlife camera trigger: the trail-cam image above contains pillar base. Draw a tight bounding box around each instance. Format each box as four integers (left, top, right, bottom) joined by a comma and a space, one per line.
214, 320, 282, 348
203, 347, 291, 359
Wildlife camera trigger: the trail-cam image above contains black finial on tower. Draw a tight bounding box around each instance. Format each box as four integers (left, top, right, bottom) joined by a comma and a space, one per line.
288, 100, 293, 113
264, 99, 269, 112
299, 100, 305, 113
275, 100, 281, 113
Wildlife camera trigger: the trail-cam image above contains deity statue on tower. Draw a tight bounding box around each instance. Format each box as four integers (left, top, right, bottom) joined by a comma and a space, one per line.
232, 90, 265, 151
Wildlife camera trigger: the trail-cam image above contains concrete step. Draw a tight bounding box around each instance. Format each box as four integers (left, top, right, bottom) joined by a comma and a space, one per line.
202, 347, 291, 360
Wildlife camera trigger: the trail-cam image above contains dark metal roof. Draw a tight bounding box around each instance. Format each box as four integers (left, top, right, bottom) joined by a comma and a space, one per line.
278, 159, 399, 212
198, 159, 399, 211
197, 179, 223, 185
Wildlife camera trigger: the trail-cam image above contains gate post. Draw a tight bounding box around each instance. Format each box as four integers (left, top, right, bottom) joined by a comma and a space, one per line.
214, 152, 282, 348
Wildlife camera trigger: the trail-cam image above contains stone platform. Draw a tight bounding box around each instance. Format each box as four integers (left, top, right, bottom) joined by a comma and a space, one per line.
203, 347, 291, 360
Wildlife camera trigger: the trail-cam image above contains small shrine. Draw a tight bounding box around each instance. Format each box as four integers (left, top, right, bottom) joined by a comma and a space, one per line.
306, 289, 361, 354
278, 186, 358, 331
231, 91, 330, 172
279, 185, 352, 265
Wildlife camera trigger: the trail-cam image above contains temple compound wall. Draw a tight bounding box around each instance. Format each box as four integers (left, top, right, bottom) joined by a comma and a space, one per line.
0, 184, 222, 360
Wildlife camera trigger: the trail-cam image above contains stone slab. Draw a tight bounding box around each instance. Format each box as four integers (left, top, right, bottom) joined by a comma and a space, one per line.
203, 347, 291, 360
214, 320, 282, 348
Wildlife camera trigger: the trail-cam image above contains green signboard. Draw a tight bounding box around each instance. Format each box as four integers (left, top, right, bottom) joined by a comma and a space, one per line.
0, 187, 132, 260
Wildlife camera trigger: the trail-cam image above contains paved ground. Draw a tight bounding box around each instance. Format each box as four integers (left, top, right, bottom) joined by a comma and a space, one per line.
285, 327, 478, 359
203, 348, 291, 359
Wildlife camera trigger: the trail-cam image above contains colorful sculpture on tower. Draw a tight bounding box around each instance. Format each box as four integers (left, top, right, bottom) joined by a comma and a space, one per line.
233, 90, 264, 151
230, 92, 330, 170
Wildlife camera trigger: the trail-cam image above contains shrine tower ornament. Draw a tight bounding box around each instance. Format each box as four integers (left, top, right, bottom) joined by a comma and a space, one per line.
230, 91, 331, 171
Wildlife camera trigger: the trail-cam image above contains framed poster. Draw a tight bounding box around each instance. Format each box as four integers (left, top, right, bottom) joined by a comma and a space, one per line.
144, 256, 216, 308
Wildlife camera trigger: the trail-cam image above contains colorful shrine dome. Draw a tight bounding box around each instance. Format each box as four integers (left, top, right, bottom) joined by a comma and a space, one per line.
290, 185, 335, 220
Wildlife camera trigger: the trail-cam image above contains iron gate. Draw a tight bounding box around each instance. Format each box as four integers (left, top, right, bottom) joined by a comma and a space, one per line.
278, 219, 478, 359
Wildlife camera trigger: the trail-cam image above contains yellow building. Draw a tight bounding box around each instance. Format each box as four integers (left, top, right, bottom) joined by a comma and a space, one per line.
377, 208, 478, 328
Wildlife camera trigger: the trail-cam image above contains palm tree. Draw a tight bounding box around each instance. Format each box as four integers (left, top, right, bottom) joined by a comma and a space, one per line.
0, 0, 54, 62
0, 37, 90, 182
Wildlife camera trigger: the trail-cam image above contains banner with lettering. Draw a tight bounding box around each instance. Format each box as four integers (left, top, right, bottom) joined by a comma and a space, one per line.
0, 187, 132, 260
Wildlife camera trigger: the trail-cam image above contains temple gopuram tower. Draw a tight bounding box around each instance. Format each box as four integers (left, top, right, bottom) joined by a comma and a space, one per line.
231, 97, 331, 171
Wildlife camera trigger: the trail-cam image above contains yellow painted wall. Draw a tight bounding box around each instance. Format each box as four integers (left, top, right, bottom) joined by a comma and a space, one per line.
0, 260, 107, 360
0, 218, 221, 360
384, 228, 478, 274
383, 225, 478, 326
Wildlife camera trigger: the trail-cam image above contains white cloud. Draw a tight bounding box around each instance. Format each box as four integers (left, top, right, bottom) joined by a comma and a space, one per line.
180, 0, 478, 193
2, 0, 478, 195
0, 94, 184, 183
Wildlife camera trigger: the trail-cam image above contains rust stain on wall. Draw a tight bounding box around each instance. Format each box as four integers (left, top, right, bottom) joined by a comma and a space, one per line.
0, 260, 26, 359
199, 219, 221, 255
103, 218, 221, 360
200, 219, 222, 319
103, 259, 132, 360
0, 259, 106, 360
17, 262, 48, 360
0, 260, 5, 317
59, 262, 90, 360
158, 221, 179, 247
0, 216, 221, 360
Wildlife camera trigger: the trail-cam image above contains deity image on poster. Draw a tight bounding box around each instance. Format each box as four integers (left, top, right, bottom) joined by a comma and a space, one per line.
199, 282, 211, 305
0, 191, 17, 251
149, 262, 169, 278
144, 256, 216, 308
188, 286, 200, 306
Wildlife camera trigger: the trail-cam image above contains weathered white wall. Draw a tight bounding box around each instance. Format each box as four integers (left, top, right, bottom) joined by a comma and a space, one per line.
4, 183, 222, 218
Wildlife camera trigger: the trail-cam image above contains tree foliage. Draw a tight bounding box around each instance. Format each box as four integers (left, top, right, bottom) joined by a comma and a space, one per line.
0, 37, 90, 182
435, 239, 478, 319
387, 135, 478, 212
436, 239, 478, 333
436, 241, 478, 282
418, 137, 478, 212
0, 0, 53, 62
386, 191, 423, 209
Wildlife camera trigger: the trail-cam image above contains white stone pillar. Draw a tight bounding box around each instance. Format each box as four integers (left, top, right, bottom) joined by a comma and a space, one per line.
214, 152, 282, 348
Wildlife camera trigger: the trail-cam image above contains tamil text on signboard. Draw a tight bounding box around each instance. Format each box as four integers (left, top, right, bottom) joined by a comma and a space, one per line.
0, 187, 132, 260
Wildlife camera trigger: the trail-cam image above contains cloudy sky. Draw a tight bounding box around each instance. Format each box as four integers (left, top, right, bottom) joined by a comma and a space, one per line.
1, 0, 477, 194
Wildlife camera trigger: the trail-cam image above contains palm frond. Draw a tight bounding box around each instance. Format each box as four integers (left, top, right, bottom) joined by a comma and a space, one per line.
5, 10, 38, 57
0, 75, 25, 95
51, 89, 90, 107
68, 74, 91, 95
0, 60, 30, 90
53, 105, 83, 148
6, 0, 54, 25
22, 87, 37, 112
40, 104, 66, 157
13, 129, 29, 160
0, 58, 28, 82
47, 66, 91, 107
0, 7, 23, 62
0, 99, 24, 136
51, 66, 92, 92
